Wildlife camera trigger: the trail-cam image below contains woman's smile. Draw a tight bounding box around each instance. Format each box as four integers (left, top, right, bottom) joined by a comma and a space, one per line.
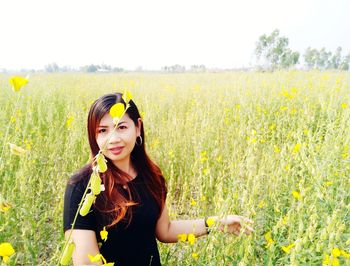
109, 146, 124, 155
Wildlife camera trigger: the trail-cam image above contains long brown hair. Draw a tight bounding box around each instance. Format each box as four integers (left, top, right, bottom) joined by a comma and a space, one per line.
70, 93, 167, 229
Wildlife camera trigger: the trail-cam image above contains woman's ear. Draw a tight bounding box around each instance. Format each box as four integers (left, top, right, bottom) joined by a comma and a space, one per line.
136, 118, 142, 135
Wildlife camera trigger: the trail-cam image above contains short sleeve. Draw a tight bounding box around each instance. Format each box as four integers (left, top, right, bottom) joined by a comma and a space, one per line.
63, 179, 96, 233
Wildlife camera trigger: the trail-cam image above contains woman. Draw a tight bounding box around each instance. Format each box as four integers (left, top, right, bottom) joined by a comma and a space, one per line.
63, 92, 253, 266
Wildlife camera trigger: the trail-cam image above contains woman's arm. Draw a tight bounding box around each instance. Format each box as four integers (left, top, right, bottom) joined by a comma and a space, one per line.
64, 229, 102, 266
155, 201, 254, 243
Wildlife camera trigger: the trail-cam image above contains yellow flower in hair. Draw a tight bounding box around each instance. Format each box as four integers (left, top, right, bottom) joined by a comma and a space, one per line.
9, 76, 28, 92
109, 103, 125, 119
100, 226, 108, 242
122, 90, 132, 104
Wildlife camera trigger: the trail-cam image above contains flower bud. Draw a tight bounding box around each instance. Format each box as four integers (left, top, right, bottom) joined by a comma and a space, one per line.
60, 242, 75, 265
90, 172, 101, 195
96, 153, 107, 173
80, 193, 95, 216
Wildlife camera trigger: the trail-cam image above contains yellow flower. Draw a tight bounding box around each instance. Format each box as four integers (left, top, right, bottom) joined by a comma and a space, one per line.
281, 243, 295, 254
140, 111, 145, 119
332, 248, 341, 257
88, 253, 103, 263
192, 253, 198, 260
282, 216, 288, 225
177, 234, 187, 242
109, 103, 125, 119
0, 242, 15, 263
293, 143, 301, 153
292, 191, 300, 200
284, 165, 290, 171
323, 254, 330, 265
340, 249, 350, 258
60, 242, 75, 265
100, 227, 108, 242
66, 115, 74, 128
325, 181, 333, 187
274, 146, 281, 153
190, 198, 197, 206
0, 201, 11, 212
332, 258, 340, 266
9, 76, 28, 92
200, 195, 206, 202
258, 200, 266, 209
8, 143, 27, 156
122, 90, 133, 104
264, 231, 274, 246
187, 233, 196, 245
206, 217, 215, 227
88, 253, 114, 265
341, 103, 347, 109
203, 168, 210, 175
200, 151, 208, 162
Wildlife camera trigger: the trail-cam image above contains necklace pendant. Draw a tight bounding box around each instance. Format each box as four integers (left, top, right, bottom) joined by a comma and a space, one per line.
123, 184, 127, 189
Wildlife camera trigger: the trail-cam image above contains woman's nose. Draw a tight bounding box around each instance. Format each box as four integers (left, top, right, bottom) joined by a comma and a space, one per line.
108, 130, 121, 143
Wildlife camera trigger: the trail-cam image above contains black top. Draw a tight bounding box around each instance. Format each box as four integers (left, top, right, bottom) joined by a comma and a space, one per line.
63, 171, 165, 266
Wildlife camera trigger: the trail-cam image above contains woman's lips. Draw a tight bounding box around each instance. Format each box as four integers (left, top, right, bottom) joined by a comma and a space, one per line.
109, 147, 124, 155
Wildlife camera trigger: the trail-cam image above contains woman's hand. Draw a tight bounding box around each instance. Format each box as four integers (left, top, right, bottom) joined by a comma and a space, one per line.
217, 215, 254, 236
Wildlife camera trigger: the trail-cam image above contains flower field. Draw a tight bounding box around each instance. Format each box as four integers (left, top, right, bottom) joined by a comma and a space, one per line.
0, 71, 349, 265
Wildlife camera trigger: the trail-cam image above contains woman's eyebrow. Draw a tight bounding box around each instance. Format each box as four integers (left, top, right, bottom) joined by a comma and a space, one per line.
98, 121, 126, 128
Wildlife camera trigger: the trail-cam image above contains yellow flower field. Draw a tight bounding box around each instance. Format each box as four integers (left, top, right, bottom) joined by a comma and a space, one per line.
0, 71, 349, 265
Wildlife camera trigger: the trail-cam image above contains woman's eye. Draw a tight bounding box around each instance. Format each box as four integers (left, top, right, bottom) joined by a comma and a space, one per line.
118, 126, 127, 130
98, 129, 106, 133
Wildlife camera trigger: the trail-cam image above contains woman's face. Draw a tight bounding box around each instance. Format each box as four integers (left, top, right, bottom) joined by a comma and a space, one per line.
96, 112, 141, 168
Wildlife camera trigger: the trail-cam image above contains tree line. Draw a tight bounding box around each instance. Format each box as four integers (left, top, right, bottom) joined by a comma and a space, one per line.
255, 29, 350, 71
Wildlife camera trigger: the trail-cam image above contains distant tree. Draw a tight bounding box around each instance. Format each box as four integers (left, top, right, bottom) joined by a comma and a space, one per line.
303, 46, 349, 70
81, 64, 99, 72
255, 29, 299, 70
315, 48, 330, 69
328, 47, 342, 69
44, 62, 59, 73
112, 67, 124, 72
190, 65, 206, 72
339, 53, 350, 70
161, 65, 186, 72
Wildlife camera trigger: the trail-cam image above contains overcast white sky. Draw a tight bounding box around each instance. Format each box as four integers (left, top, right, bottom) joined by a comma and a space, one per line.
0, 0, 349, 70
